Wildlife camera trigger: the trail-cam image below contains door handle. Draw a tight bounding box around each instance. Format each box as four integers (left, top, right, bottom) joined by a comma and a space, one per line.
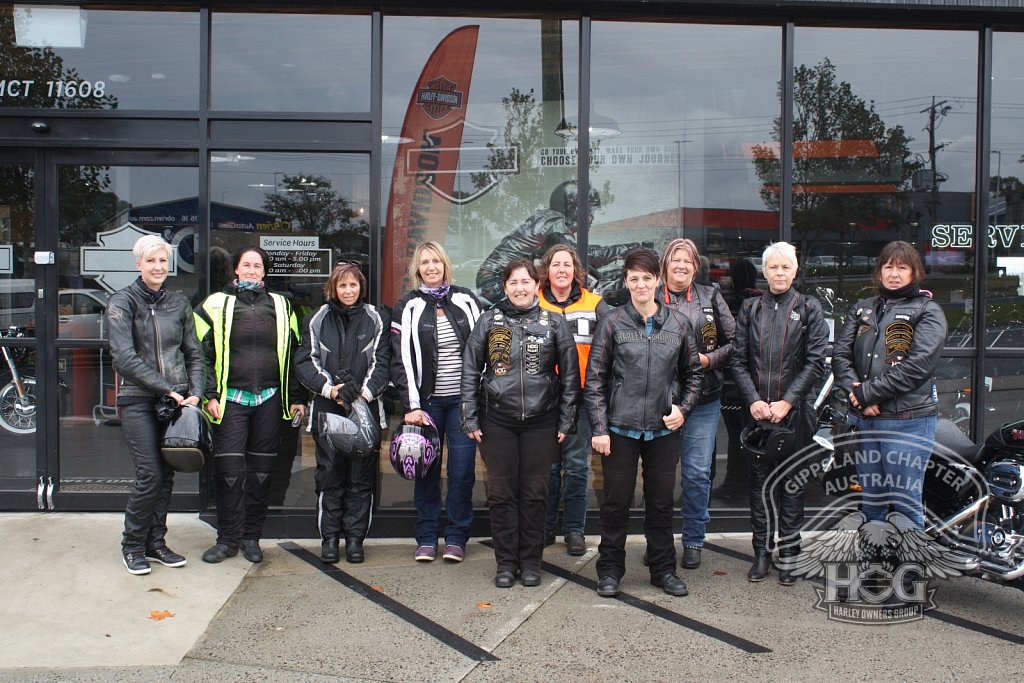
46, 476, 54, 510
36, 477, 45, 510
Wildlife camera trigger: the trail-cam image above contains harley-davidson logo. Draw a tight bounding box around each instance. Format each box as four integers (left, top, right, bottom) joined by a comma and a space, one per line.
416, 77, 465, 120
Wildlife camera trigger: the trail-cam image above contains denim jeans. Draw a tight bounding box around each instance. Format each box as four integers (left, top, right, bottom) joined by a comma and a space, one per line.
546, 410, 591, 534
414, 395, 478, 548
679, 399, 720, 547
848, 413, 936, 530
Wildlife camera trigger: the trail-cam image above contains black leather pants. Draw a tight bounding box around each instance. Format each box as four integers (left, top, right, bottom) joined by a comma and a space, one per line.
120, 402, 175, 554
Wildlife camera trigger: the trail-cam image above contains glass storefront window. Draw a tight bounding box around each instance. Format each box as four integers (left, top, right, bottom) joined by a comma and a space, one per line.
988, 33, 1024, 351
790, 27, 978, 346
382, 17, 580, 307
0, 5, 199, 110
209, 151, 370, 510
590, 22, 783, 294
211, 12, 370, 112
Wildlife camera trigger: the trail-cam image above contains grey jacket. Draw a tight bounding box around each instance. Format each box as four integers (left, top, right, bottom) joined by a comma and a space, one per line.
831, 291, 946, 419
106, 278, 204, 400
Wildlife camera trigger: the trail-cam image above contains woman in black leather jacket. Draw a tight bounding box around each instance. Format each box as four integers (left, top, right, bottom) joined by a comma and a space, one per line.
832, 241, 947, 531
295, 262, 391, 565
730, 241, 828, 585
586, 249, 703, 599
461, 258, 580, 588
106, 235, 204, 576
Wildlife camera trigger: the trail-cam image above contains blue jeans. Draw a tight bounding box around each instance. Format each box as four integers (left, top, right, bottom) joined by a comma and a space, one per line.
849, 413, 936, 530
414, 395, 477, 548
679, 399, 720, 547
545, 410, 592, 534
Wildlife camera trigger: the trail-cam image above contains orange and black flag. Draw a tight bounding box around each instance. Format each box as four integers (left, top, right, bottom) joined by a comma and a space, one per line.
382, 25, 480, 305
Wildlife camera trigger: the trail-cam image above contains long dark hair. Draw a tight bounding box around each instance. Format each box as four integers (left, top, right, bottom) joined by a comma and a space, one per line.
232, 246, 272, 274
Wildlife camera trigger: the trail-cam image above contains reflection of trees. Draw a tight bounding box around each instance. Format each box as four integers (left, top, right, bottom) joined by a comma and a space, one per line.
470, 87, 613, 238
0, 8, 118, 110
753, 58, 919, 293
262, 174, 368, 252
0, 8, 119, 273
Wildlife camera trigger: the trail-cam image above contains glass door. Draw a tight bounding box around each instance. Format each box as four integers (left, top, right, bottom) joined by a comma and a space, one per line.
0, 151, 42, 508
49, 151, 199, 510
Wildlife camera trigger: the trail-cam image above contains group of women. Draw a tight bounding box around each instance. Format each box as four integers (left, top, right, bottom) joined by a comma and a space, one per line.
110, 233, 947, 600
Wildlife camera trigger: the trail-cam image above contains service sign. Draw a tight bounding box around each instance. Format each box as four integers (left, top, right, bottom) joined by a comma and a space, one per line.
259, 236, 331, 277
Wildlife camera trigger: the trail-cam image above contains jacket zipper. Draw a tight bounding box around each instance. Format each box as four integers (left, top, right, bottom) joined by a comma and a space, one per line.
519, 320, 526, 420
150, 304, 164, 375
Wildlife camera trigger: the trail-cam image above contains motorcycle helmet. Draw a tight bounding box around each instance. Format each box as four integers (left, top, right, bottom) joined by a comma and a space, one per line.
161, 404, 213, 472
389, 414, 441, 480
741, 418, 796, 465
316, 398, 381, 459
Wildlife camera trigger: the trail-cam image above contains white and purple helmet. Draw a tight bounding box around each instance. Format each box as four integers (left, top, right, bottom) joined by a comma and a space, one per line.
389, 414, 441, 480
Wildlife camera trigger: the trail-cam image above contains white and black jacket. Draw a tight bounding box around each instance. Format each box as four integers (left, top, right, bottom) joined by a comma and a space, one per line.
295, 300, 391, 422
390, 286, 481, 413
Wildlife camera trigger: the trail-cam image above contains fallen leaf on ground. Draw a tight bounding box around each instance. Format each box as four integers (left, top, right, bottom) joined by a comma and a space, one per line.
371, 586, 384, 592
713, 571, 727, 576
476, 602, 492, 609
147, 610, 175, 620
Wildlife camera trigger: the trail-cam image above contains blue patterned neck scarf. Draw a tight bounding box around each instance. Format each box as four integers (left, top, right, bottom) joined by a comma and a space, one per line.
419, 282, 450, 307
233, 279, 265, 292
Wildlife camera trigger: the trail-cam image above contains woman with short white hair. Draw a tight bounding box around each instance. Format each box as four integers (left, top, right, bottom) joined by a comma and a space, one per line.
729, 241, 828, 585
106, 234, 204, 575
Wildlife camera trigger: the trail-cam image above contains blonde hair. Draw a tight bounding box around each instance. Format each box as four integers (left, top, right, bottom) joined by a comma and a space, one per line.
133, 234, 171, 263
407, 241, 455, 286
660, 238, 701, 284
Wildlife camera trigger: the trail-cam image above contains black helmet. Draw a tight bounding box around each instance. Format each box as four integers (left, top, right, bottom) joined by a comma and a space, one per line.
741, 419, 796, 465
316, 398, 381, 458
160, 404, 213, 472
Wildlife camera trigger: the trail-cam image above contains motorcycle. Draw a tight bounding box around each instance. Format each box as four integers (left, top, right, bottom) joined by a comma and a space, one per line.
0, 325, 68, 435
811, 373, 1024, 590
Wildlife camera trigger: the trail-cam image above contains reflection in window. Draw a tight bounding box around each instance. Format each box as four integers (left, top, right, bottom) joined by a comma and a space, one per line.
211, 12, 370, 112
0, 6, 198, 109
789, 27, 977, 344
590, 22, 782, 294
988, 33, 1024, 350
209, 152, 369, 313
381, 17, 581, 307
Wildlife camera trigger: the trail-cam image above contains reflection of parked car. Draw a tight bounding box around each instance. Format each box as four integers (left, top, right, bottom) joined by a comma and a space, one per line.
0, 279, 36, 331
58, 288, 109, 339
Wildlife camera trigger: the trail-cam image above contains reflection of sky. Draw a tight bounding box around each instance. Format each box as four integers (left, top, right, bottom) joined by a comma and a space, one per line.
795, 27, 978, 193
992, 33, 1024, 184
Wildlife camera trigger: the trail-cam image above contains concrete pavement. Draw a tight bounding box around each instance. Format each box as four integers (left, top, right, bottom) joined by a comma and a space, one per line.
2, 512, 1024, 682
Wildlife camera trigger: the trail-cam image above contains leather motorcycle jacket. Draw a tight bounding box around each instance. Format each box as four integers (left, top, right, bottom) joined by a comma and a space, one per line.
460, 297, 580, 434
585, 300, 703, 436
658, 282, 735, 402
730, 287, 828, 415
831, 289, 946, 419
106, 277, 204, 401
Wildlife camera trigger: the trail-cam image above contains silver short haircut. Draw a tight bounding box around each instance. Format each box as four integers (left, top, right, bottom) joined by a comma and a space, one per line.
761, 241, 798, 272
133, 234, 172, 263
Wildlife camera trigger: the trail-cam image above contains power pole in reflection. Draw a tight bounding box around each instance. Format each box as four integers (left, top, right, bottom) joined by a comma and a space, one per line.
921, 96, 950, 226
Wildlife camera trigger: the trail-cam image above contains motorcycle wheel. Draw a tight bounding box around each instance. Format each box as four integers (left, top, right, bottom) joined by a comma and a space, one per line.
0, 376, 37, 434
